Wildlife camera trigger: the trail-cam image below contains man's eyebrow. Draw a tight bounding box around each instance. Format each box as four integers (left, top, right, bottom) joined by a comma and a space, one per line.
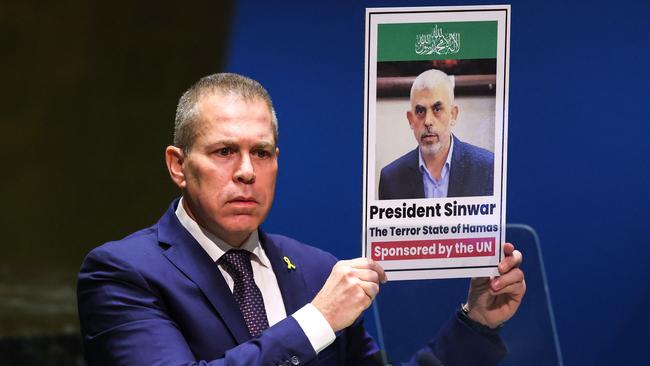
205, 140, 276, 149
432, 101, 443, 108
206, 139, 237, 148
253, 141, 276, 150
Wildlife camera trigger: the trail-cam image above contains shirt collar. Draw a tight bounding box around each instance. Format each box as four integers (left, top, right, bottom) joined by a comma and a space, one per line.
418, 135, 454, 181
174, 197, 271, 268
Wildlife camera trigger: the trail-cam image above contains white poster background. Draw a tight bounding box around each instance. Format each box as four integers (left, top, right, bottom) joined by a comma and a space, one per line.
362, 6, 510, 280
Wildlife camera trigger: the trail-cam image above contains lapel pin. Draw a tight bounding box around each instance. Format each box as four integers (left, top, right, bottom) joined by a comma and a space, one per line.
283, 256, 296, 270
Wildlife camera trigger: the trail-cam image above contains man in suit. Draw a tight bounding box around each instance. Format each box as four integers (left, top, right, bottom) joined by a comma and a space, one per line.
378, 69, 494, 200
77, 73, 525, 365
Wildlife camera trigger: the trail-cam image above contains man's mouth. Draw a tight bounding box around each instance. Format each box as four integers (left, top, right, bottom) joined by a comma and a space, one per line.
421, 132, 438, 142
227, 196, 258, 205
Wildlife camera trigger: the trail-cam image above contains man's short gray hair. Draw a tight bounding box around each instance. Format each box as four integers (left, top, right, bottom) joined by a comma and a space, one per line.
174, 73, 278, 153
410, 69, 455, 103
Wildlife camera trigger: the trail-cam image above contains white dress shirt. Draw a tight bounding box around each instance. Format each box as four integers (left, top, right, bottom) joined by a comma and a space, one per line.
419, 136, 454, 198
175, 198, 334, 353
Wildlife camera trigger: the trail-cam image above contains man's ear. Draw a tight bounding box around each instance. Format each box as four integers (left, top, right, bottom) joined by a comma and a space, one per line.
450, 105, 459, 126
406, 110, 415, 130
165, 146, 186, 189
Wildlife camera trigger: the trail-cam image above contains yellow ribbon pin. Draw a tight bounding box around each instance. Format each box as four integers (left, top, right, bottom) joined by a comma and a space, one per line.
283, 256, 296, 270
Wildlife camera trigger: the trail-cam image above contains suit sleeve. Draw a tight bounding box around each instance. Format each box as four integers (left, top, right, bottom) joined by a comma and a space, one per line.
397, 312, 506, 366
77, 247, 318, 366
339, 310, 505, 366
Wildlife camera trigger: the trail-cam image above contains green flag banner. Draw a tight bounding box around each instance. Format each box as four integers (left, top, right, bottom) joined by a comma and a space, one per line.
377, 21, 497, 61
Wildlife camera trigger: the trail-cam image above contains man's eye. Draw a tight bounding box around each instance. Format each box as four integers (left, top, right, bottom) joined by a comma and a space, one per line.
216, 147, 233, 156
415, 106, 426, 116
253, 150, 271, 158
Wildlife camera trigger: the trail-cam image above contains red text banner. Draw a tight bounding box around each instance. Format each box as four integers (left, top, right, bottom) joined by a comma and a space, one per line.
372, 237, 495, 261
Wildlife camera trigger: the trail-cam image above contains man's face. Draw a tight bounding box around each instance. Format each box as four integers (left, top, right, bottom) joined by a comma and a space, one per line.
407, 85, 458, 158
178, 93, 278, 245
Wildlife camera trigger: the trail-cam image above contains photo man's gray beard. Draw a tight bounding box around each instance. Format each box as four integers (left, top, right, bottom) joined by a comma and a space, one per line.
420, 130, 444, 156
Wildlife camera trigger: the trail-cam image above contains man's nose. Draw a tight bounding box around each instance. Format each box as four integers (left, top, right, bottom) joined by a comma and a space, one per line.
424, 110, 435, 127
234, 154, 256, 184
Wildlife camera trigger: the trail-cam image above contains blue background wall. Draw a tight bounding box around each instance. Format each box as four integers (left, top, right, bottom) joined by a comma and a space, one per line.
227, 1, 650, 364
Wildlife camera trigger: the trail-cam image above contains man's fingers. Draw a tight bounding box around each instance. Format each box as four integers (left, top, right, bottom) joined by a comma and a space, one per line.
490, 278, 526, 297
503, 242, 515, 255
357, 279, 380, 300
352, 268, 380, 284
491, 268, 525, 293
498, 248, 522, 274
344, 258, 387, 283
341, 257, 376, 267
313, 259, 386, 332
470, 276, 491, 288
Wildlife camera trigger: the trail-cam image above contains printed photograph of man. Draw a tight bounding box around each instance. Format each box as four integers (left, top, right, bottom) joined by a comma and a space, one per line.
378, 68, 495, 200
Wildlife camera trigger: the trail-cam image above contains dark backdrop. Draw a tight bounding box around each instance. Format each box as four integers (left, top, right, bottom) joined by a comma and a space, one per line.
0, 1, 232, 341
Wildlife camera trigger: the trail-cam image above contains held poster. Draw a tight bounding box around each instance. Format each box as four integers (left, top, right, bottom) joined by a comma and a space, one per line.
362, 6, 510, 280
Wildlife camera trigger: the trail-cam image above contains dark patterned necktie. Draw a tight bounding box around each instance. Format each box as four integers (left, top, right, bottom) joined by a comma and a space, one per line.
219, 250, 269, 337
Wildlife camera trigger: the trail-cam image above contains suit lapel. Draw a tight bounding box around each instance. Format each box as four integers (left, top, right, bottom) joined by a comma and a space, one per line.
156, 200, 251, 344
406, 148, 426, 198
260, 231, 310, 315
448, 135, 465, 197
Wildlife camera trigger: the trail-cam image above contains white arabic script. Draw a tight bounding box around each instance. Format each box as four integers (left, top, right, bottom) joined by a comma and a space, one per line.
415, 25, 460, 55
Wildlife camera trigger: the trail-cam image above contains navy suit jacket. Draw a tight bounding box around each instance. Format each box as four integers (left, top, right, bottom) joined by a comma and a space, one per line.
379, 135, 494, 200
77, 200, 506, 365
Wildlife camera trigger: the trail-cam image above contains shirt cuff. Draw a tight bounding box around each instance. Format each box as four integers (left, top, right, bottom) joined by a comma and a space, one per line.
292, 303, 335, 353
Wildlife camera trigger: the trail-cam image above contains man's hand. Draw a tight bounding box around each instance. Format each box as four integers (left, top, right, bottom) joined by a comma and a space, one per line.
312, 258, 387, 332
465, 242, 526, 329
